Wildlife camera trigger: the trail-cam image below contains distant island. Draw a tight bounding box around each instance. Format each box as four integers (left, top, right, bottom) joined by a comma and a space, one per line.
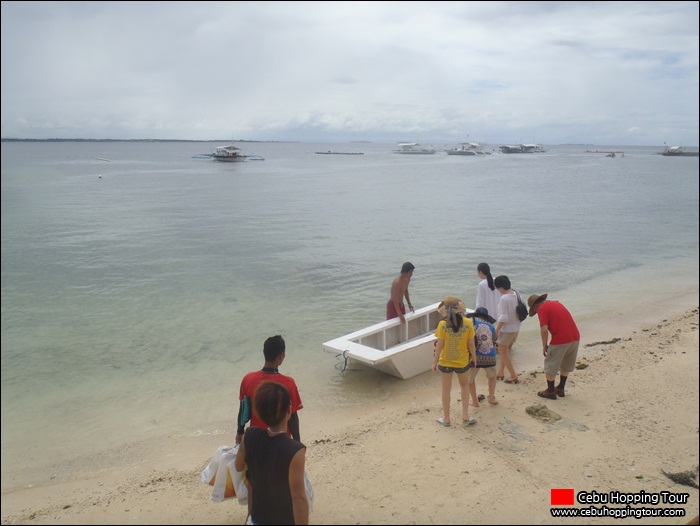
0, 138, 298, 143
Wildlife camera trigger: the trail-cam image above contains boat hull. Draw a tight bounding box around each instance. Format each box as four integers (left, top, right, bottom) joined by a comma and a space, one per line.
323, 303, 473, 379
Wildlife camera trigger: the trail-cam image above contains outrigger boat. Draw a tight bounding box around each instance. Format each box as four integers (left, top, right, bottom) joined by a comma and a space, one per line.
323, 303, 473, 379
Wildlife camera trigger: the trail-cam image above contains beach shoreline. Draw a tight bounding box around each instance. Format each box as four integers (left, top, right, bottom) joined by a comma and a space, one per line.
2, 293, 698, 525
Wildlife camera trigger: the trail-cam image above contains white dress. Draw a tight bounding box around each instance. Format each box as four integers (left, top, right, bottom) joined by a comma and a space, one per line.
475, 279, 501, 319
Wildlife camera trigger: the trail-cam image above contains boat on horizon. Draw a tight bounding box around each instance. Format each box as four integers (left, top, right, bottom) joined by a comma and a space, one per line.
192, 144, 265, 161
393, 142, 436, 154
499, 144, 547, 154
445, 142, 491, 156
658, 146, 699, 157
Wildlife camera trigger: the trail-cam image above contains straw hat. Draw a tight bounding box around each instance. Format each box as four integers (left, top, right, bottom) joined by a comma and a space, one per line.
437, 295, 466, 317
527, 293, 548, 316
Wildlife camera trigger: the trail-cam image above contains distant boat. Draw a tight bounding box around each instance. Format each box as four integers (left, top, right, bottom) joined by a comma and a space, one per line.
393, 142, 436, 154
192, 144, 265, 161
315, 151, 364, 155
211, 145, 246, 162
499, 144, 547, 154
658, 146, 699, 157
445, 142, 490, 156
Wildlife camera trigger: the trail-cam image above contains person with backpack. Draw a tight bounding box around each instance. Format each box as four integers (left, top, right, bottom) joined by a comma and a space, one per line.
493, 275, 522, 384
466, 307, 499, 406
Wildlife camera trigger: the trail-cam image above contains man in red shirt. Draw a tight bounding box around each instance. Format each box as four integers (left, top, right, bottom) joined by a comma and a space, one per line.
527, 294, 580, 400
235, 335, 303, 444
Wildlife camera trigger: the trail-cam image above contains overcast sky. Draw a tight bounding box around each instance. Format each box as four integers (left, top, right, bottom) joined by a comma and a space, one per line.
1, 1, 698, 145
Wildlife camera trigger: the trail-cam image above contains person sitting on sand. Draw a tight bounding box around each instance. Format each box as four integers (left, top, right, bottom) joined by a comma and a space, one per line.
527, 293, 580, 400
432, 295, 476, 427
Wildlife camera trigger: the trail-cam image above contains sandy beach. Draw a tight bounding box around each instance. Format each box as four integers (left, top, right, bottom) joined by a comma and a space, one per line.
2, 298, 698, 525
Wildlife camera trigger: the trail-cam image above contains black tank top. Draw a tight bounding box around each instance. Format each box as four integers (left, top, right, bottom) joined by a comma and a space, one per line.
244, 426, 306, 524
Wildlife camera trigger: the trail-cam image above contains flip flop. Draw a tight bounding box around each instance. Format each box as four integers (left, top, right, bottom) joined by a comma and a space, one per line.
504, 377, 520, 384
435, 417, 451, 427
462, 418, 477, 426
496, 376, 504, 381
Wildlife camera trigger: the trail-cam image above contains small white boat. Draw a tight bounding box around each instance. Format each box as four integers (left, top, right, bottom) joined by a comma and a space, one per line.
445, 142, 490, 156
393, 142, 436, 154
323, 302, 473, 379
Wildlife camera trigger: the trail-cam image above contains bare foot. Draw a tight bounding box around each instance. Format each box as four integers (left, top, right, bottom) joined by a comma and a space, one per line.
469, 402, 480, 408
488, 396, 499, 405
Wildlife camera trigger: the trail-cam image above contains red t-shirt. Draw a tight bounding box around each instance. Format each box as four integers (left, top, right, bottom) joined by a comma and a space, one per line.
536, 301, 580, 345
239, 370, 303, 432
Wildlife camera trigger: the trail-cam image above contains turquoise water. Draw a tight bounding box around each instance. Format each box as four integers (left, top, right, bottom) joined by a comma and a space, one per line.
1, 141, 698, 487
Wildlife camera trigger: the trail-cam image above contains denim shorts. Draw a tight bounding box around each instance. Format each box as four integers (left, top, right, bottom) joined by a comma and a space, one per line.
437, 364, 471, 374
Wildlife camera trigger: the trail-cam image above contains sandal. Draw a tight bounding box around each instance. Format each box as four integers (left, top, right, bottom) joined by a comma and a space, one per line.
504, 377, 520, 384
435, 417, 451, 427
462, 417, 477, 426
496, 375, 505, 381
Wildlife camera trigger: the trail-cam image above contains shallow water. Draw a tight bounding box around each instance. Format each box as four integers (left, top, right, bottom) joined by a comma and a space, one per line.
1, 140, 698, 488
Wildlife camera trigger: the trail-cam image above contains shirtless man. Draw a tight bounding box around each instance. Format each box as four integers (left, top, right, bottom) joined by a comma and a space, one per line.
387, 262, 415, 323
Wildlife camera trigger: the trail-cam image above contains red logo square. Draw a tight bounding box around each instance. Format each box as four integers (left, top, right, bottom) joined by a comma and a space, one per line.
551, 488, 575, 505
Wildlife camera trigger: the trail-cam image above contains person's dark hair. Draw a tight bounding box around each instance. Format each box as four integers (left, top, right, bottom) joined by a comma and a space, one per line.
253, 381, 290, 427
401, 261, 415, 274
447, 313, 463, 332
477, 262, 494, 290
263, 335, 286, 362
494, 275, 511, 290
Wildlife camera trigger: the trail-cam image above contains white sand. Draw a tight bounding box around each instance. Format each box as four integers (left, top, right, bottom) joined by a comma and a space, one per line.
2, 300, 698, 525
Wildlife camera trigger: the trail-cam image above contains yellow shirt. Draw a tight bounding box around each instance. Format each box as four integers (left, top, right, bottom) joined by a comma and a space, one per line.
434, 316, 475, 368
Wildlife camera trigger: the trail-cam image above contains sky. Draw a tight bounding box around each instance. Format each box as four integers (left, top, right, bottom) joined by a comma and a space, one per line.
1, 1, 698, 146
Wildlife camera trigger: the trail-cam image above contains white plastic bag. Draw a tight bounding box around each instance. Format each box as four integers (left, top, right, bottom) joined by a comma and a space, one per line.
201, 445, 237, 502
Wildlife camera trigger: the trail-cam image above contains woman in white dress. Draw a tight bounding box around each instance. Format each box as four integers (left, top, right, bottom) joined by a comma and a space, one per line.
475, 262, 501, 319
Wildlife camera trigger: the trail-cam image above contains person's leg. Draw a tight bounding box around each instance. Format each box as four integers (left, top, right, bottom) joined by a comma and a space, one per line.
440, 372, 452, 424
468, 367, 479, 407
485, 367, 498, 404
501, 343, 518, 381
496, 344, 505, 380
556, 341, 579, 396
457, 371, 471, 421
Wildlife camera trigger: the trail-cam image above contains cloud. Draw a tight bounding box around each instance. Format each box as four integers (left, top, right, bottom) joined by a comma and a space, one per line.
1, 1, 698, 145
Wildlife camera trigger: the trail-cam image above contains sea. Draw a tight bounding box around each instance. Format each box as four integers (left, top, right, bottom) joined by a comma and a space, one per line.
1, 140, 698, 490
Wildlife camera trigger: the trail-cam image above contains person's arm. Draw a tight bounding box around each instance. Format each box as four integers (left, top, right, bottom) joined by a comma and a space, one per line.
288, 448, 309, 525
288, 411, 300, 442
432, 340, 444, 371
468, 336, 476, 367
234, 435, 247, 473
494, 320, 503, 337
540, 324, 549, 356
235, 396, 249, 444
475, 282, 484, 310
404, 289, 414, 313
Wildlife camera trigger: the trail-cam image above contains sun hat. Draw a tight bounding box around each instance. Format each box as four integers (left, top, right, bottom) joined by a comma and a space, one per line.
437, 295, 466, 317
467, 306, 496, 324
527, 293, 548, 316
